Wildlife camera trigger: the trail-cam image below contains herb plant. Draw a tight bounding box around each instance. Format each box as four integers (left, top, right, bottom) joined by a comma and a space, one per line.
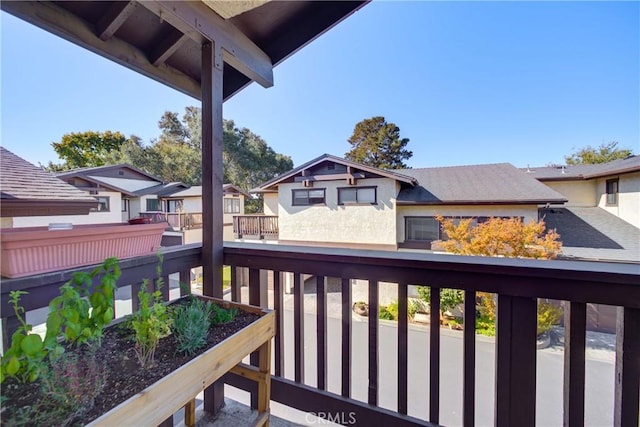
210, 303, 238, 325
172, 298, 214, 355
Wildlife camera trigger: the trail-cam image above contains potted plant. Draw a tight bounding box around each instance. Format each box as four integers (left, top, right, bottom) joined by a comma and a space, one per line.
0, 221, 167, 278
1, 257, 274, 426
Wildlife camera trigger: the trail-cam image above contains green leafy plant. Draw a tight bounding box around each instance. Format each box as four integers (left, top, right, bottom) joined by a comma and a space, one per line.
210, 303, 238, 325
0, 291, 51, 383
172, 298, 214, 355
45, 258, 120, 347
130, 280, 173, 368
537, 301, 563, 336
416, 286, 464, 315
378, 306, 395, 320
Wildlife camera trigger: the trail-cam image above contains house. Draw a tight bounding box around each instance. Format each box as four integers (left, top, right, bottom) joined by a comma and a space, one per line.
0, 147, 98, 226
246, 154, 567, 250
525, 156, 640, 263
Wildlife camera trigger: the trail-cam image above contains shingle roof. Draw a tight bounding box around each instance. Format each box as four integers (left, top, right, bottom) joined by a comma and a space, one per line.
541, 207, 640, 263
0, 147, 97, 203
396, 163, 567, 205
166, 184, 250, 198
524, 155, 640, 181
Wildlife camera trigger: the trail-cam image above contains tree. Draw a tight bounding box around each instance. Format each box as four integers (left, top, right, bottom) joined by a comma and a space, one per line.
51, 131, 127, 169
565, 141, 633, 165
345, 116, 412, 169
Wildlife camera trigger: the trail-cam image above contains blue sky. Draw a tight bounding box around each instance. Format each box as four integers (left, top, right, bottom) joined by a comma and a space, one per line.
1, 1, 638, 170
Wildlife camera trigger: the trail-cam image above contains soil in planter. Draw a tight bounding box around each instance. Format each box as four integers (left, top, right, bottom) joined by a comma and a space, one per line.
1, 310, 260, 426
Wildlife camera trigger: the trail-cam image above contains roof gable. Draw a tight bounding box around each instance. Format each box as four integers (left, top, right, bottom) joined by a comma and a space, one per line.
252, 154, 417, 192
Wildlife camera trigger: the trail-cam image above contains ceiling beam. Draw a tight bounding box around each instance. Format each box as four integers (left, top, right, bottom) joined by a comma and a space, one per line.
140, 1, 274, 88
96, 1, 137, 41
1, 1, 201, 99
149, 30, 190, 66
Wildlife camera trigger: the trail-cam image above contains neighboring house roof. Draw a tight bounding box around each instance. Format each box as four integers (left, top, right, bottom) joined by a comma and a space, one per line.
134, 182, 190, 197
541, 207, 640, 263
56, 163, 161, 181
396, 163, 567, 205
164, 184, 251, 199
524, 155, 640, 181
252, 154, 418, 192
0, 147, 98, 217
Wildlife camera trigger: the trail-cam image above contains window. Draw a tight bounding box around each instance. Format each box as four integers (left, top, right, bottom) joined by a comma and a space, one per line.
406, 217, 440, 242
223, 198, 241, 213
91, 196, 110, 212
606, 179, 618, 205
146, 198, 160, 211
121, 199, 130, 212
292, 189, 326, 206
166, 199, 183, 213
338, 186, 376, 205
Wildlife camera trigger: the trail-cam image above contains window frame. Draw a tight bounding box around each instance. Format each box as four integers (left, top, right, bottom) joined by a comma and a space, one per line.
91, 196, 110, 212
606, 178, 619, 206
146, 198, 161, 211
223, 197, 241, 214
337, 186, 377, 205
292, 188, 326, 206
404, 216, 441, 243
121, 198, 130, 212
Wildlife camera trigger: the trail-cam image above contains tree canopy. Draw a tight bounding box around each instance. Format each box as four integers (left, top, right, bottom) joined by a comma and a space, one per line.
564, 141, 633, 165
50, 131, 128, 170
345, 116, 412, 169
48, 108, 293, 195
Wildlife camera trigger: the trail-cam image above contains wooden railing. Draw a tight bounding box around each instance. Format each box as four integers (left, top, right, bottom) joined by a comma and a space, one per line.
233, 215, 278, 240
140, 212, 204, 230
1, 243, 638, 426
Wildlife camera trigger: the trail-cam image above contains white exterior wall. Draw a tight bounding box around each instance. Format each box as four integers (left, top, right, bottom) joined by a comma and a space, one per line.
596, 172, 640, 228
182, 197, 202, 213
544, 180, 596, 207
263, 193, 278, 215
12, 191, 123, 227
277, 178, 398, 246
396, 205, 539, 244
139, 195, 160, 213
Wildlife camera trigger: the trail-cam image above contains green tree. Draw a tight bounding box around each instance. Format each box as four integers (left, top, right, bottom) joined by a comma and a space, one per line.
345, 116, 412, 169
51, 131, 127, 169
565, 141, 633, 165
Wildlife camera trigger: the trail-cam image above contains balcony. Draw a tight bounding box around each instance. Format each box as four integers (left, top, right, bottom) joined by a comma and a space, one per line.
141, 212, 204, 231
233, 215, 278, 240
1, 242, 638, 426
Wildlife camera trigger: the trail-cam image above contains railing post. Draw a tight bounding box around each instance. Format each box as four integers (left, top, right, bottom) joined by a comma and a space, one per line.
564, 302, 586, 427
495, 295, 537, 427
614, 307, 640, 427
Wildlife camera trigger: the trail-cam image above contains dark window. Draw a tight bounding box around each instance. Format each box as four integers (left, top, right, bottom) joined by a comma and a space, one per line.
338, 186, 377, 205
91, 196, 110, 212
224, 198, 241, 213
121, 199, 129, 212
606, 179, 618, 205
292, 189, 326, 206
406, 217, 440, 242
146, 198, 160, 211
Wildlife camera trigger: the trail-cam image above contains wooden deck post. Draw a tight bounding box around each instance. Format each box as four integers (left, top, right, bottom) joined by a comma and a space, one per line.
202, 39, 225, 415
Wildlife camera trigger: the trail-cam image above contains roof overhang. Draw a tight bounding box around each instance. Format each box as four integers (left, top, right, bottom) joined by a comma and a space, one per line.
1, 1, 369, 101
396, 199, 568, 206
1, 199, 98, 218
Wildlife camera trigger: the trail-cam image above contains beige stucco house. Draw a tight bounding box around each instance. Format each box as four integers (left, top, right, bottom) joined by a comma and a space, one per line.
248, 154, 568, 251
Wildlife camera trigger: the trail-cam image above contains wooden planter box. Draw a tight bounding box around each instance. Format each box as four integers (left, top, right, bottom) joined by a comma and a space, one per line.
0, 222, 166, 278
88, 296, 274, 426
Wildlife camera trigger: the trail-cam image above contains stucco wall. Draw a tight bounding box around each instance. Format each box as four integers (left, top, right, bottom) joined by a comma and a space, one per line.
596, 172, 640, 228
396, 205, 539, 243
263, 193, 278, 215
544, 180, 596, 207
182, 197, 202, 212
277, 178, 398, 246
12, 191, 123, 227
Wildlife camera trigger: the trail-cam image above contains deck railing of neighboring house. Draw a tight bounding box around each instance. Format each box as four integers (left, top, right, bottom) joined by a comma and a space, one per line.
233, 215, 278, 240
1, 243, 638, 427
140, 212, 204, 230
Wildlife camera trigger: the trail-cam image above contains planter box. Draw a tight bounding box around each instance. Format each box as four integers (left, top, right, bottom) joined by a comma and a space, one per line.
0, 222, 166, 278
88, 296, 275, 426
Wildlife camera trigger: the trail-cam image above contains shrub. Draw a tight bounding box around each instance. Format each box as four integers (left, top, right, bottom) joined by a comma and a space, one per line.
378, 306, 395, 320
172, 298, 214, 355
416, 286, 464, 314
210, 304, 238, 325
537, 301, 563, 336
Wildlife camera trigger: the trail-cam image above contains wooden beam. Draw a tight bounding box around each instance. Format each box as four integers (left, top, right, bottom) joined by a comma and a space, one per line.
0, 1, 200, 99
96, 1, 137, 41
140, 1, 273, 88
150, 30, 190, 66
293, 173, 366, 182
